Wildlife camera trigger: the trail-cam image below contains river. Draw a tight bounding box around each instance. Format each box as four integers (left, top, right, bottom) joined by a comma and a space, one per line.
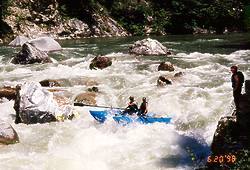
0, 33, 250, 170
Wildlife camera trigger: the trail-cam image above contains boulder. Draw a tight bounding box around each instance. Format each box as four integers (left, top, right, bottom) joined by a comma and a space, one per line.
158, 62, 174, 71
0, 86, 16, 100
87, 86, 99, 93
129, 38, 172, 56
28, 37, 62, 52
39, 79, 62, 87
8, 35, 29, 46
74, 92, 97, 105
174, 72, 184, 77
157, 76, 172, 86
14, 82, 74, 124
0, 120, 19, 145
11, 43, 52, 64
89, 56, 112, 70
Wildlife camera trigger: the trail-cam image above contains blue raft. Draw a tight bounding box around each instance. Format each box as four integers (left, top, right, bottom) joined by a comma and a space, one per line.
89, 109, 171, 124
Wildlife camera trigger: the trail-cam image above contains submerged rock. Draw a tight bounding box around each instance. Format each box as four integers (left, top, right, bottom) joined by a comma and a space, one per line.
158, 62, 174, 71
157, 76, 172, 86
39, 79, 62, 87
129, 38, 172, 56
174, 72, 184, 77
11, 43, 52, 64
0, 86, 16, 100
89, 56, 112, 70
87, 86, 99, 93
74, 92, 97, 105
0, 120, 19, 145
14, 82, 74, 124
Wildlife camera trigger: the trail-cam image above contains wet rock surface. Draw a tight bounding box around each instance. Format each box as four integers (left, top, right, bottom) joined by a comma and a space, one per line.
157, 76, 172, 86
11, 43, 52, 64
158, 62, 175, 71
14, 82, 74, 124
0, 87, 16, 100
0, 120, 19, 145
74, 92, 97, 105
129, 38, 172, 56
89, 56, 112, 70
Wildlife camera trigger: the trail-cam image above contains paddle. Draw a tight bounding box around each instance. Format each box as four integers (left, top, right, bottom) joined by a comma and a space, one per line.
74, 102, 125, 110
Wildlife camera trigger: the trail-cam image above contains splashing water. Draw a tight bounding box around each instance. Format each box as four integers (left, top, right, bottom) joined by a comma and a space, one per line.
0, 34, 250, 169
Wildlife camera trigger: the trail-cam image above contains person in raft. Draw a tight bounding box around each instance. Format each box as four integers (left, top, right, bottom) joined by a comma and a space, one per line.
138, 97, 148, 116
122, 96, 138, 115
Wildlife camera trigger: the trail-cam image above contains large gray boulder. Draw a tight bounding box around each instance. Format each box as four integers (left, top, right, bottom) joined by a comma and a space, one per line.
8, 35, 29, 46
28, 37, 62, 52
14, 82, 74, 124
11, 43, 52, 64
129, 38, 172, 56
0, 120, 19, 145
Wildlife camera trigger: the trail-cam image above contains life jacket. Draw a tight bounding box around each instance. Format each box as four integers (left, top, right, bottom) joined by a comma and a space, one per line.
126, 102, 138, 114
232, 71, 244, 88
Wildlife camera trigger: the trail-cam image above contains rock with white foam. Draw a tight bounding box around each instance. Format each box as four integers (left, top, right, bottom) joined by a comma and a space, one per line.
129, 38, 172, 56
0, 120, 19, 145
11, 43, 52, 64
14, 82, 74, 124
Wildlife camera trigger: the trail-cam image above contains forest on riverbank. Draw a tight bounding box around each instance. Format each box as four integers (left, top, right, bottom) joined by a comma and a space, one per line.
1, 0, 250, 39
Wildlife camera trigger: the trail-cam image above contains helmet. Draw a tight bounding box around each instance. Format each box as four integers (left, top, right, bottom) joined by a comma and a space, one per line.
142, 97, 147, 101
129, 96, 134, 101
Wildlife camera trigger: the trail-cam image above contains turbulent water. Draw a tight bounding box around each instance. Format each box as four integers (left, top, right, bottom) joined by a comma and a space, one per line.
0, 33, 250, 170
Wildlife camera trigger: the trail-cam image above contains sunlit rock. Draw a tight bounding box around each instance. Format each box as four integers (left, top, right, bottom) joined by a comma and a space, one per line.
8, 35, 29, 46
157, 76, 172, 86
89, 56, 112, 70
129, 38, 172, 56
58, 18, 91, 38
3, 1, 128, 40
14, 82, 74, 124
74, 92, 97, 105
11, 43, 52, 64
158, 62, 174, 71
0, 120, 19, 145
0, 86, 16, 100
28, 37, 62, 52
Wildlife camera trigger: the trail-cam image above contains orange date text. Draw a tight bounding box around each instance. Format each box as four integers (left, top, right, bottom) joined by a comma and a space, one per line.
207, 154, 236, 164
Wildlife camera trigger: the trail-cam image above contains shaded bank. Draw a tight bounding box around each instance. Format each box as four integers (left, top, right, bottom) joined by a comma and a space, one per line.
1, 0, 250, 42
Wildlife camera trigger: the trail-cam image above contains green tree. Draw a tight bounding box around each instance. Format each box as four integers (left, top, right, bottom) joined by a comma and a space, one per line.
205, 0, 245, 34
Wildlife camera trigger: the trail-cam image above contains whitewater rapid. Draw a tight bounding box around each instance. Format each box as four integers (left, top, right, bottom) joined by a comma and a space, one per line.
0, 37, 250, 170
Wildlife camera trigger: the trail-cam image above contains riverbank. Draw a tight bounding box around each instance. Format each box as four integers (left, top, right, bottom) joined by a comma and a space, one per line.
1, 0, 249, 43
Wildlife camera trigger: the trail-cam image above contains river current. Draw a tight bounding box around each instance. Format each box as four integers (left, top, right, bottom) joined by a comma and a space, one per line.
0, 33, 250, 170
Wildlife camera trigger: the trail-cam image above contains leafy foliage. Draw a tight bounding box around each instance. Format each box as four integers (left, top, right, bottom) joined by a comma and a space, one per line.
2, 0, 250, 36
